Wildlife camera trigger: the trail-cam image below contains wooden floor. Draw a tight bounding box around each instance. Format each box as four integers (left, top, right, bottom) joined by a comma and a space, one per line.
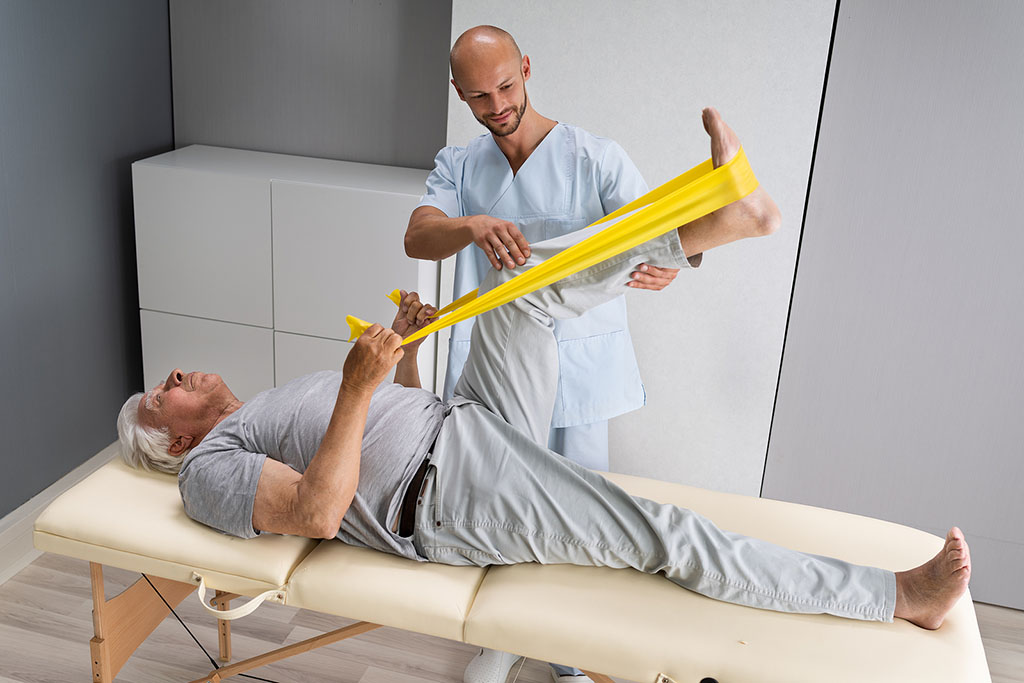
0, 553, 1021, 683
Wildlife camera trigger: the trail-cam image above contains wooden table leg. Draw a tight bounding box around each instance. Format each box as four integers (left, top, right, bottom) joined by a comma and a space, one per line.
214, 590, 232, 661
89, 563, 196, 683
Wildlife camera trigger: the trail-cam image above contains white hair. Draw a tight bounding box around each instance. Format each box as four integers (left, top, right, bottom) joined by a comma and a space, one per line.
116, 392, 187, 475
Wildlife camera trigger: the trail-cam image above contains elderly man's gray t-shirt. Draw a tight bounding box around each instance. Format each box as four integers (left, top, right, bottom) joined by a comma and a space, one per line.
178, 371, 445, 560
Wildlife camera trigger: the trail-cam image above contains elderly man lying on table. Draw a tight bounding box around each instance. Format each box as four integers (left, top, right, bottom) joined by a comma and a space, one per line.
116, 137, 969, 633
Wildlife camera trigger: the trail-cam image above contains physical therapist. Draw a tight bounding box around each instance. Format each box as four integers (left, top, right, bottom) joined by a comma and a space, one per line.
404, 24, 677, 683
406, 25, 676, 467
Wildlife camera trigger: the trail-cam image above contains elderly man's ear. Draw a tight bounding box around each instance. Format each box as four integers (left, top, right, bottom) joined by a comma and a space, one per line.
169, 434, 195, 456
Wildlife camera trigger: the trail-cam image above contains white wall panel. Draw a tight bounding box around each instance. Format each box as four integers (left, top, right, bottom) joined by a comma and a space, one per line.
133, 163, 273, 327
140, 310, 274, 402
447, 1, 833, 494
272, 180, 438, 391
275, 332, 353, 387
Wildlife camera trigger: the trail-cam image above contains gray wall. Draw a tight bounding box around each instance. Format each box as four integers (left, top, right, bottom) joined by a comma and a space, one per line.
0, 1, 173, 518
170, 0, 452, 169
764, 0, 1024, 609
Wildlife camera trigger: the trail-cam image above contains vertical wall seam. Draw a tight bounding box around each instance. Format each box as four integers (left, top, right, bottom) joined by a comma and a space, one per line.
270, 182, 276, 386
760, 0, 842, 498
167, 0, 176, 148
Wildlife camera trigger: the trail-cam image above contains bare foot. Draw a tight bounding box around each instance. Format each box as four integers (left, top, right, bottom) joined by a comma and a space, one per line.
894, 527, 972, 629
701, 107, 780, 236
703, 106, 741, 168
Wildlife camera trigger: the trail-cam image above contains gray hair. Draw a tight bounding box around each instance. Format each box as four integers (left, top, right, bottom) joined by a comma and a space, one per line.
116, 392, 187, 475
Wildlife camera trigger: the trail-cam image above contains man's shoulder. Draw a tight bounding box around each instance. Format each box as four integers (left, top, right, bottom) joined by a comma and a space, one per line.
559, 123, 621, 152
434, 133, 492, 162
557, 123, 630, 170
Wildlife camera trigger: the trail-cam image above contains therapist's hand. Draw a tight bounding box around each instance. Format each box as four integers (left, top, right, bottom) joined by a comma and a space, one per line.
628, 263, 680, 291
466, 214, 531, 270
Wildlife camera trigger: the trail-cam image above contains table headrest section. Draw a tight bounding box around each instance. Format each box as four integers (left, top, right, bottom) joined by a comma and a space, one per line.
33, 458, 318, 596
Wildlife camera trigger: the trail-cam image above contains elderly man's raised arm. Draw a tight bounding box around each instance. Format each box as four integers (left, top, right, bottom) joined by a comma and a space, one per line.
251, 325, 405, 539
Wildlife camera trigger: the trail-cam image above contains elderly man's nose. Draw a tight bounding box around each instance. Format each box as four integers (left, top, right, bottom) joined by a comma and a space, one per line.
165, 368, 184, 388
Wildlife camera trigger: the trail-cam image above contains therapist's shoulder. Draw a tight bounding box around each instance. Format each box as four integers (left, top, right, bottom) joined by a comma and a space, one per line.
431, 133, 490, 167
561, 124, 632, 164
561, 124, 638, 180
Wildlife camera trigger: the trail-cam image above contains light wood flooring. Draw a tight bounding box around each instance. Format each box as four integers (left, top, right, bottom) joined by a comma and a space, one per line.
0, 553, 1020, 682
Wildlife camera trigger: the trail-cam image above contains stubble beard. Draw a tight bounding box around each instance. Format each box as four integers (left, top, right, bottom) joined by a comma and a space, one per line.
479, 92, 528, 137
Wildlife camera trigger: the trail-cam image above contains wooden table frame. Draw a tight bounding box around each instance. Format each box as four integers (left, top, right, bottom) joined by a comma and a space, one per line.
87, 561, 633, 683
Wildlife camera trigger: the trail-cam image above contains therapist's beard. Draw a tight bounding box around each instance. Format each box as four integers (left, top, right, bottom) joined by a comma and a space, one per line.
479, 94, 528, 137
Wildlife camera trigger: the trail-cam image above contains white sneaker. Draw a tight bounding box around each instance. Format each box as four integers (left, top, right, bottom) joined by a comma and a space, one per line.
464, 648, 523, 683
549, 670, 594, 683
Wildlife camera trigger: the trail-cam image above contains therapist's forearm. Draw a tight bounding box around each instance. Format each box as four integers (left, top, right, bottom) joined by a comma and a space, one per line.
405, 210, 476, 261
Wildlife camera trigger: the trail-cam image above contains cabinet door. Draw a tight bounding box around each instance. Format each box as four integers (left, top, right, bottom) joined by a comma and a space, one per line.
275, 331, 435, 390
274, 332, 352, 387
140, 310, 274, 401
133, 163, 273, 327
271, 180, 437, 390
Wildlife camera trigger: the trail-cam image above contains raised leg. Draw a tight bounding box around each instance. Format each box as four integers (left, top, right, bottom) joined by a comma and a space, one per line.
673, 107, 781, 260
452, 226, 691, 442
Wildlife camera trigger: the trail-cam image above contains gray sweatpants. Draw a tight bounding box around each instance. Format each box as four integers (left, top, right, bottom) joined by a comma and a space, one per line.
413, 225, 897, 622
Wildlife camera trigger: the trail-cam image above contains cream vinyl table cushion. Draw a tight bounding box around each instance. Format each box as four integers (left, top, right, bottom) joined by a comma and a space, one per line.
463, 471, 990, 683
287, 542, 486, 642
33, 458, 318, 597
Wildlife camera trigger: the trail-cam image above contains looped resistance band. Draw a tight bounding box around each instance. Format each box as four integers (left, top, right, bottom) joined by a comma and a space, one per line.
346, 146, 759, 345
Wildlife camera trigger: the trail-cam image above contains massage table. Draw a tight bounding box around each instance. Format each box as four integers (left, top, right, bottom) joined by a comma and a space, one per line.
33, 456, 991, 683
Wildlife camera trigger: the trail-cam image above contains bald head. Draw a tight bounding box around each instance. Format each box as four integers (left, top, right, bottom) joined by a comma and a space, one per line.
450, 25, 522, 85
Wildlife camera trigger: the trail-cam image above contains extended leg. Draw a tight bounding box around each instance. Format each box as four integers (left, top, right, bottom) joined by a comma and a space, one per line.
422, 434, 898, 621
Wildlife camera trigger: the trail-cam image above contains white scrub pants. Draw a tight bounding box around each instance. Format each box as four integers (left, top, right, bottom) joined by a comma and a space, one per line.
413, 225, 897, 622
548, 420, 608, 471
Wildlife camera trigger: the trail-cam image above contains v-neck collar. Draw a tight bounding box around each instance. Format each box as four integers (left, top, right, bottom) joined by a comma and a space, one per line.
488, 122, 562, 178
484, 123, 563, 214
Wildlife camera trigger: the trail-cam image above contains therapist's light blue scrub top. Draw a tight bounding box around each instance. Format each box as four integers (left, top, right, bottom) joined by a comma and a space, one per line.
418, 123, 649, 429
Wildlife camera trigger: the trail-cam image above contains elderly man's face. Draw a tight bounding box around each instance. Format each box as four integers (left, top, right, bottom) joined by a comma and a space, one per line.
138, 368, 233, 454
454, 51, 530, 138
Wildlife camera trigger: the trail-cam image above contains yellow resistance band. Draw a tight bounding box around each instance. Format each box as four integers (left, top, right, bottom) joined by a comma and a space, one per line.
346, 146, 759, 346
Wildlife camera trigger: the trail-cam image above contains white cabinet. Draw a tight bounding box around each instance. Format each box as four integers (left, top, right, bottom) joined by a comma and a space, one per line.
274, 332, 352, 387
133, 164, 273, 327
133, 145, 435, 397
141, 310, 274, 402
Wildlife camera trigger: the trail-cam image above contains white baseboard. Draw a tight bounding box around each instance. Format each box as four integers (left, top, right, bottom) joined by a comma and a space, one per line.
0, 441, 118, 585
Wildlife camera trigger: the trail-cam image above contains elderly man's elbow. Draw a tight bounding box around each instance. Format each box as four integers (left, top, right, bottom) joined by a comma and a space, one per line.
309, 503, 350, 540
313, 522, 340, 540
303, 513, 337, 540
